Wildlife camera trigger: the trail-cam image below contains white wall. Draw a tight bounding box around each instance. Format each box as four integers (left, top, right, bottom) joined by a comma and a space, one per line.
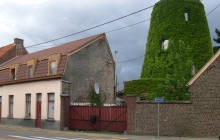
1, 79, 61, 121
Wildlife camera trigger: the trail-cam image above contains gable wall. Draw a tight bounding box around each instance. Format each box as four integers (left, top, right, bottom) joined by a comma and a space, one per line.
64, 38, 115, 104
0, 46, 16, 65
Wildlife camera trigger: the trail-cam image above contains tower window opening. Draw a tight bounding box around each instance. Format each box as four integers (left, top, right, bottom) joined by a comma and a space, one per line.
161, 40, 169, 50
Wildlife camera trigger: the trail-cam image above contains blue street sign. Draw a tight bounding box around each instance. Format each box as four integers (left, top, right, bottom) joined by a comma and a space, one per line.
155, 97, 164, 102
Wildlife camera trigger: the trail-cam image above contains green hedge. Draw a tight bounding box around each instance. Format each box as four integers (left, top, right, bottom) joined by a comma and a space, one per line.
124, 78, 166, 100
141, 0, 213, 79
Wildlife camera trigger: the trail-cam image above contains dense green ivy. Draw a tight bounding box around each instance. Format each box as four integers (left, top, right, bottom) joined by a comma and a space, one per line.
125, 41, 191, 100
141, 0, 213, 78
124, 78, 166, 100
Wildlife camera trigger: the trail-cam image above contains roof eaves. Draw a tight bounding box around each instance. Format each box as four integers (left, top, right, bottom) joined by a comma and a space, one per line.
0, 74, 64, 86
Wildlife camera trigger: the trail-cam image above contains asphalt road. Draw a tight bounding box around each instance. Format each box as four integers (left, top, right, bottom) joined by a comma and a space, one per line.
0, 125, 217, 140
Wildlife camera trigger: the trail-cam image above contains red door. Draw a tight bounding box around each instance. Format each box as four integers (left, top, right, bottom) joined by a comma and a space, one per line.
36, 94, 41, 128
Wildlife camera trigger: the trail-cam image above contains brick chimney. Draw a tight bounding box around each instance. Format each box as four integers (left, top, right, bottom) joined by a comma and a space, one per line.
14, 38, 27, 56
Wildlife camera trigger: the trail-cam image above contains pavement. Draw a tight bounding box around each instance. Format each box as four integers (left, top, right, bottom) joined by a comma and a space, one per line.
0, 125, 218, 140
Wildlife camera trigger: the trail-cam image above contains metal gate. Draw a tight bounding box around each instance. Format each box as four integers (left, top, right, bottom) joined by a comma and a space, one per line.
69, 106, 127, 132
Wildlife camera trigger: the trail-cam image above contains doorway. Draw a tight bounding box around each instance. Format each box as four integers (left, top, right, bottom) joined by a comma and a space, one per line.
36, 93, 42, 128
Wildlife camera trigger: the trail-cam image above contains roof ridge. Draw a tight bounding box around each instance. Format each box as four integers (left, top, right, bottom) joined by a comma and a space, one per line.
25, 33, 104, 56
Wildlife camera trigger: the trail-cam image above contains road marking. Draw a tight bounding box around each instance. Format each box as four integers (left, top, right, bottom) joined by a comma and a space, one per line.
31, 136, 56, 140
9, 135, 40, 140
32, 136, 92, 140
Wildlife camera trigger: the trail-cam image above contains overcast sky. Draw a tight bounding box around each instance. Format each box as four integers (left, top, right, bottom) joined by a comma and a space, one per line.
0, 0, 219, 90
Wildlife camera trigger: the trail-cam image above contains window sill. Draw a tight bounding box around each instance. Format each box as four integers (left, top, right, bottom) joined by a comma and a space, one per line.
7, 116, 14, 119
24, 117, 32, 120
46, 119, 55, 122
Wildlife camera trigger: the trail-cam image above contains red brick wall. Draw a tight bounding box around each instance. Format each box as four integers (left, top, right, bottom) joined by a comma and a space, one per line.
126, 94, 219, 137
0, 46, 16, 65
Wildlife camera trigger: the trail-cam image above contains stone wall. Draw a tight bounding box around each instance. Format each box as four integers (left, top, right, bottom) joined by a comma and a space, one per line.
126, 95, 219, 137
64, 38, 115, 104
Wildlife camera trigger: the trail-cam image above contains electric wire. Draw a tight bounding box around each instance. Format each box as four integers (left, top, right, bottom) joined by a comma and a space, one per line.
206, 3, 220, 16
25, 5, 154, 48
117, 55, 144, 63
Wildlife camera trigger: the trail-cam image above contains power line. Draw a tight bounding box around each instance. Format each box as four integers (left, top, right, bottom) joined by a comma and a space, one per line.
31, 18, 151, 49
25, 5, 154, 48
118, 55, 144, 63
206, 3, 220, 16
106, 19, 151, 34
30, 1, 217, 50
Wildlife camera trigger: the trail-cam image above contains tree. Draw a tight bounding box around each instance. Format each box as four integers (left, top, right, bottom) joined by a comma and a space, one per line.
213, 28, 220, 43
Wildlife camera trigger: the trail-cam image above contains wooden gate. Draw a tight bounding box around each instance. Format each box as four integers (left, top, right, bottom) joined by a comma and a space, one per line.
69, 106, 127, 132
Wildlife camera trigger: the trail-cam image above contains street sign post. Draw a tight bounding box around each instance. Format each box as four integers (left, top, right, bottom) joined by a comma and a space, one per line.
155, 97, 164, 137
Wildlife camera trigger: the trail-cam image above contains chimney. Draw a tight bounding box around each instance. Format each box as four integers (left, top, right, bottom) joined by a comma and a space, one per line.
14, 38, 24, 56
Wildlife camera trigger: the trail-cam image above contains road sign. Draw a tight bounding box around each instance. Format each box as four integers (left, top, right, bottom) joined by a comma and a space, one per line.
155, 97, 164, 102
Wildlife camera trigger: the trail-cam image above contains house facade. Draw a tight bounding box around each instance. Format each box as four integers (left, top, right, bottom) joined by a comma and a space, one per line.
0, 33, 115, 130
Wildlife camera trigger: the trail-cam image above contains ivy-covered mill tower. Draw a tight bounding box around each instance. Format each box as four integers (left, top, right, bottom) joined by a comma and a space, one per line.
141, 0, 213, 79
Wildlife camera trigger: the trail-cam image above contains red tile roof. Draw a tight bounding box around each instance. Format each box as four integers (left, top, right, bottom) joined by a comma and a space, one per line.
0, 33, 104, 68
0, 33, 106, 85
0, 43, 14, 57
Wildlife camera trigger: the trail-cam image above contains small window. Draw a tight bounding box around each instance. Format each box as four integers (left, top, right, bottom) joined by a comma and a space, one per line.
161, 40, 169, 50
184, 12, 188, 21
9, 95, 14, 117
48, 93, 55, 119
28, 66, 33, 78
25, 94, 31, 117
50, 61, 56, 74
11, 68, 16, 80
192, 65, 196, 75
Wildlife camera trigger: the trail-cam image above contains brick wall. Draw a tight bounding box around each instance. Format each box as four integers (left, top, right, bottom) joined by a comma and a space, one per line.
0, 46, 16, 65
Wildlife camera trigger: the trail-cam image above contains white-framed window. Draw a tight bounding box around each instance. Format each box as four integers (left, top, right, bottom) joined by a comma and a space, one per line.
161, 40, 169, 50
25, 94, 31, 117
50, 61, 56, 74
48, 93, 55, 119
28, 66, 33, 77
9, 95, 14, 117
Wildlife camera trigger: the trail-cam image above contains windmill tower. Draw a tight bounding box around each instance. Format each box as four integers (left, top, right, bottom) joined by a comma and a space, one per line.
141, 0, 213, 79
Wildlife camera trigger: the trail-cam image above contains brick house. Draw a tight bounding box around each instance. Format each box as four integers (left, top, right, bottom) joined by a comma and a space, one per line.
0, 33, 115, 130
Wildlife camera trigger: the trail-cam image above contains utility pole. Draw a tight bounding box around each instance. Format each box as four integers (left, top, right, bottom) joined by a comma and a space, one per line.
114, 50, 118, 99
